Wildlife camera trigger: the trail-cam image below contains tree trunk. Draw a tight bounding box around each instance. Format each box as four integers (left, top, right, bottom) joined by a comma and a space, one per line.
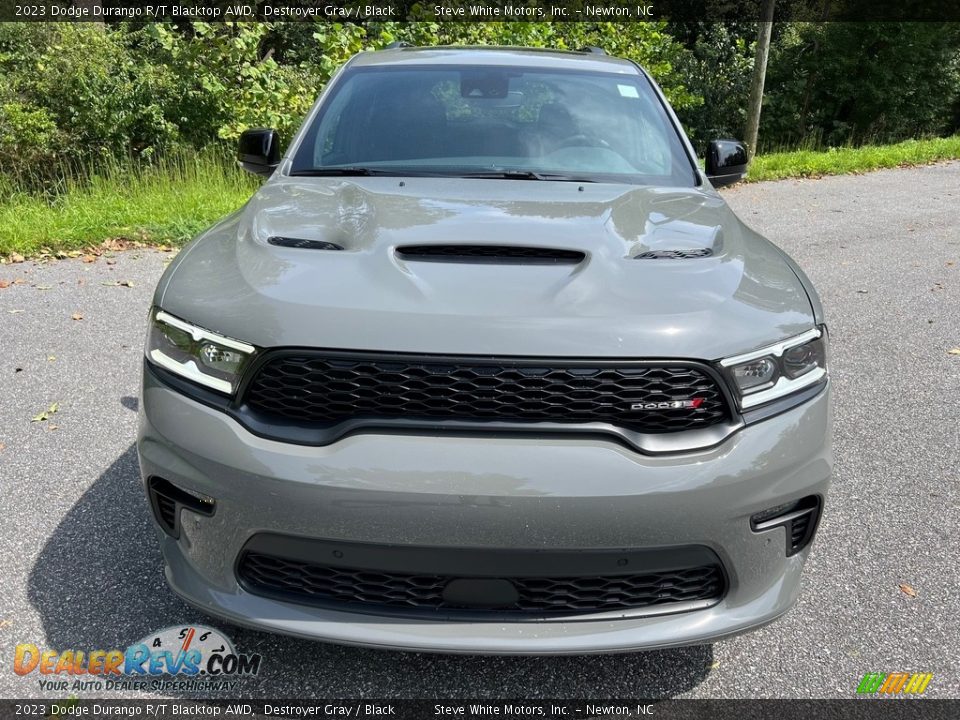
744, 0, 776, 158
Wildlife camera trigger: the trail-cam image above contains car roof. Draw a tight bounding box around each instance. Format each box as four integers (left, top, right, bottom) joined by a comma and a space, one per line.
348, 46, 641, 75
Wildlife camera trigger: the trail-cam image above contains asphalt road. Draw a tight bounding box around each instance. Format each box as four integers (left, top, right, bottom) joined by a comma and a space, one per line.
1, 162, 958, 701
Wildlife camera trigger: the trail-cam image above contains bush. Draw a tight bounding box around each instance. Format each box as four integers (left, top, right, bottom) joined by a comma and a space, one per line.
762, 23, 960, 148
1, 23, 180, 169
1, 19, 958, 192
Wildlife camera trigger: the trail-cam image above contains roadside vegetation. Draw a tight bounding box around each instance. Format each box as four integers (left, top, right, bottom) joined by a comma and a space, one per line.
2, 137, 957, 258
1, 21, 959, 257
747, 136, 960, 182
0, 151, 255, 257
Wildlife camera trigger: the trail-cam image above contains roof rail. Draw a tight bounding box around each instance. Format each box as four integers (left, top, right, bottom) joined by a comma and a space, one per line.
384, 41, 412, 50
580, 46, 607, 55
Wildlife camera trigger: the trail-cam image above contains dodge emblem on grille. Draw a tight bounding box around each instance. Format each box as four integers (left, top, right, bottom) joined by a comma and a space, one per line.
631, 398, 705, 411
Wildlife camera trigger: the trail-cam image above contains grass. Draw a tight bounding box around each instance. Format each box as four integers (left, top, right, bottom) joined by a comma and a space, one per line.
0, 149, 256, 258
1, 135, 959, 257
747, 135, 960, 183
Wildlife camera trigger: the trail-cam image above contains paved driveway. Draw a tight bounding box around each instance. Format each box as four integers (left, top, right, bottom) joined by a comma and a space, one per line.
1, 162, 958, 699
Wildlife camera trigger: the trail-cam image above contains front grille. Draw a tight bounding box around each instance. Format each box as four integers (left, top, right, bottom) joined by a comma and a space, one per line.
238, 552, 725, 617
243, 353, 730, 435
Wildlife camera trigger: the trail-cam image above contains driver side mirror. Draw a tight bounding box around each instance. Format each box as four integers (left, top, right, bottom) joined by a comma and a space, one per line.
238, 128, 281, 177
705, 139, 748, 188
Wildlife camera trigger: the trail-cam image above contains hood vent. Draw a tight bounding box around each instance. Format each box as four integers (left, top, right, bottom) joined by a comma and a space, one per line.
268, 236, 343, 251
396, 245, 585, 265
635, 248, 713, 260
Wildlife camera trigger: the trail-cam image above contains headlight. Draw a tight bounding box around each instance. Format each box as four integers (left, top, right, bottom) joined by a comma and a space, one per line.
721, 327, 827, 410
146, 309, 257, 394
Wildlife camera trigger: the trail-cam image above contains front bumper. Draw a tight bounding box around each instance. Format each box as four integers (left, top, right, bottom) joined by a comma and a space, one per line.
138, 365, 832, 654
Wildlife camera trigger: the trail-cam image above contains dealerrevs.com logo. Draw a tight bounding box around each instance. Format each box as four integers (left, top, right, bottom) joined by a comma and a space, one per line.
13, 625, 262, 693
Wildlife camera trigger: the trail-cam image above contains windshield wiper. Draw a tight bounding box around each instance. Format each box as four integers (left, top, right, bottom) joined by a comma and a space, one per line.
291, 167, 599, 182
290, 167, 382, 177
457, 170, 597, 182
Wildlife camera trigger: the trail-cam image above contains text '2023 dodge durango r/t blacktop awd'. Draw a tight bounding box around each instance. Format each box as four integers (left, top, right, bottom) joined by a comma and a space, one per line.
138, 46, 831, 654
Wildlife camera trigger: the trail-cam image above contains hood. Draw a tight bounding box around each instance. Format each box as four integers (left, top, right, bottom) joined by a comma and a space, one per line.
158, 177, 815, 359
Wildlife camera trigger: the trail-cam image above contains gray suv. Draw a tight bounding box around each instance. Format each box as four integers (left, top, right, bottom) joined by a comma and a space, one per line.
138, 46, 831, 654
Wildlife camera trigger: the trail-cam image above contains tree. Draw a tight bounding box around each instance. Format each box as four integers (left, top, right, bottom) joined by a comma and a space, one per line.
744, 0, 776, 157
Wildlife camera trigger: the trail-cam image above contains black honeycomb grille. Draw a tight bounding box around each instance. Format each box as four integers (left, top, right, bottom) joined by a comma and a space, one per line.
238, 552, 725, 616
243, 354, 730, 434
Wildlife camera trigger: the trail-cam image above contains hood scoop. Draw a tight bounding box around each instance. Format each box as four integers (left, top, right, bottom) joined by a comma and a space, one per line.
396, 245, 585, 265
635, 248, 713, 260
268, 236, 343, 251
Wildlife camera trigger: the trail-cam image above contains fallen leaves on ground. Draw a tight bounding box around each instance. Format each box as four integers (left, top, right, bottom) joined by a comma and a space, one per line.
99, 238, 146, 253
47, 355, 56, 361
899, 583, 918, 598
949, 348, 960, 356
100, 280, 134, 287
9, 253, 25, 263
33, 284, 52, 290
31, 402, 60, 423
0, 443, 5, 453
71, 312, 83, 321
0, 279, 9, 289
81, 254, 97, 263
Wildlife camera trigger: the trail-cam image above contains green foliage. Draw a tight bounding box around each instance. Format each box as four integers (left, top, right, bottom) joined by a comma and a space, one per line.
148, 22, 320, 143
762, 23, 960, 148
746, 135, 960, 182
667, 23, 754, 152
0, 23, 180, 171
0, 19, 958, 198
0, 148, 256, 255
0, 100, 61, 180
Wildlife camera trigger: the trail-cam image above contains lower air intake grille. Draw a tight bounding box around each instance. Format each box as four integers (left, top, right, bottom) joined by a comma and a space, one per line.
237, 552, 725, 618
243, 353, 730, 436
751, 495, 822, 557
155, 494, 177, 533
147, 477, 215, 538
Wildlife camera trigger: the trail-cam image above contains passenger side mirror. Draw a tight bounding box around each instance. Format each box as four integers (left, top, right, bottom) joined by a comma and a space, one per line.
705, 139, 748, 188
238, 128, 281, 177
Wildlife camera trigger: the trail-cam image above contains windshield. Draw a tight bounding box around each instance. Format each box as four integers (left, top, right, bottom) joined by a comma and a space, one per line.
289, 64, 697, 186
